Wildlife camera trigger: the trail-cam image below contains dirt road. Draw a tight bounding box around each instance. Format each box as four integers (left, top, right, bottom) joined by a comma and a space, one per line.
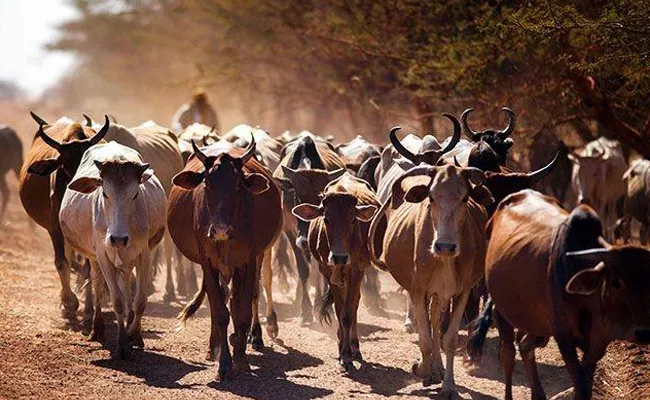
0, 107, 647, 399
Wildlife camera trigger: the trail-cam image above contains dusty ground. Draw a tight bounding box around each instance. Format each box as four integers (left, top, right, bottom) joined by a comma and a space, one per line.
0, 106, 647, 399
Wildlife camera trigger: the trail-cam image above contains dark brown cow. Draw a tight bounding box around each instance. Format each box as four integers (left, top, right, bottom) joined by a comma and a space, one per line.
472, 189, 650, 399
274, 135, 346, 324
169, 137, 282, 380
19, 113, 109, 321
0, 125, 23, 223
292, 173, 379, 372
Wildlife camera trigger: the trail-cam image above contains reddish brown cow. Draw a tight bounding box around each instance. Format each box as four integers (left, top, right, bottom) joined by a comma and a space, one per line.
292, 173, 379, 372
475, 189, 650, 400
19, 113, 109, 322
169, 137, 282, 380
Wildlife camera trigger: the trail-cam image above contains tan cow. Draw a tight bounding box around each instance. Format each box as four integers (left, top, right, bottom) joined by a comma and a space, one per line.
59, 141, 166, 358
369, 164, 489, 396
292, 173, 379, 372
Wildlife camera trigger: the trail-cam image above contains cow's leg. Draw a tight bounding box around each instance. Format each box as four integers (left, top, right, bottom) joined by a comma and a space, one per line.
128, 251, 151, 348
556, 332, 592, 400
249, 254, 264, 351
361, 265, 383, 315
97, 252, 129, 359
81, 259, 94, 333
163, 233, 176, 303
89, 260, 105, 342
203, 265, 231, 380
0, 176, 8, 224
287, 230, 313, 324
272, 233, 291, 294
331, 286, 347, 368
411, 291, 437, 385
49, 229, 78, 319
495, 310, 516, 400
517, 334, 547, 400
404, 296, 415, 333
229, 255, 256, 376
348, 266, 364, 363
439, 290, 469, 396
262, 248, 278, 339
464, 280, 484, 326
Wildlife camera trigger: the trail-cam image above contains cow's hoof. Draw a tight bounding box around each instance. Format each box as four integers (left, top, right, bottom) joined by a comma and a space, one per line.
339, 361, 355, 374
352, 351, 363, 362
232, 359, 251, 376
249, 335, 264, 351
217, 362, 232, 382
129, 333, 145, 348
88, 329, 104, 342
113, 344, 131, 360
440, 382, 458, 399
298, 314, 313, 326
266, 311, 279, 339
205, 349, 216, 362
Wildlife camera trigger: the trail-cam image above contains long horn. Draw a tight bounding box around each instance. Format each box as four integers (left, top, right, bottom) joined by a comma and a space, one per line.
454, 156, 462, 167
30, 111, 49, 127
82, 114, 93, 127
89, 115, 110, 145
498, 107, 516, 138
461, 108, 479, 141
440, 113, 461, 154
191, 139, 209, 164
527, 151, 560, 182
389, 126, 417, 164
34, 116, 61, 151
238, 133, 257, 163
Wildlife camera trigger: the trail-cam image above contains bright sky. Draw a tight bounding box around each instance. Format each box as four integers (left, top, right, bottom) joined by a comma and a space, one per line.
0, 0, 78, 98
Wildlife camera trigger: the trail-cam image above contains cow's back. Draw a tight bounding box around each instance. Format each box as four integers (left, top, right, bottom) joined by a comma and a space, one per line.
132, 125, 184, 193
486, 189, 568, 337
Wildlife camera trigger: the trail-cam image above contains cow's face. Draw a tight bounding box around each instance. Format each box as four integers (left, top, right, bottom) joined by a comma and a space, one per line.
623, 160, 650, 198
402, 165, 486, 258
276, 167, 345, 249
566, 246, 650, 343
69, 161, 152, 249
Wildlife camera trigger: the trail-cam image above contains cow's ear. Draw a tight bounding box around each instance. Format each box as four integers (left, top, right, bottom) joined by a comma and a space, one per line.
404, 185, 429, 203
274, 177, 293, 191
27, 157, 61, 176
245, 173, 270, 195
470, 185, 495, 207
68, 177, 102, 194
292, 203, 322, 222
565, 262, 606, 296
173, 170, 204, 190
395, 158, 415, 171
356, 204, 378, 222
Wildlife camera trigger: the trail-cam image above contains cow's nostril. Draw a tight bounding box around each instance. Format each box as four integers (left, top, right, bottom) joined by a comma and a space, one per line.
328, 253, 350, 265
434, 242, 457, 253
110, 235, 129, 247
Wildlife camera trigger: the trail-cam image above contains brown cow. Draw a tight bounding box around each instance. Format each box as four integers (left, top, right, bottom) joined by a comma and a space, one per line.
0, 125, 22, 224
292, 173, 379, 372
169, 137, 282, 380
473, 189, 650, 399
369, 164, 489, 397
20, 113, 109, 321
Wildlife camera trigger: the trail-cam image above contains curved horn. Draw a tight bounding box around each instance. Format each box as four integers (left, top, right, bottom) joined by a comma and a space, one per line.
82, 114, 93, 127
238, 133, 257, 163
30, 111, 49, 127
36, 120, 61, 151
440, 113, 461, 154
89, 115, 110, 145
191, 139, 208, 164
389, 126, 418, 164
461, 108, 479, 141
454, 156, 462, 167
498, 107, 516, 138
527, 151, 560, 182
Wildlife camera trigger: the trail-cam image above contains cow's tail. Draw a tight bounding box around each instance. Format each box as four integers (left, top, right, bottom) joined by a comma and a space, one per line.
466, 298, 494, 364
177, 275, 206, 328
368, 198, 390, 271
316, 285, 334, 325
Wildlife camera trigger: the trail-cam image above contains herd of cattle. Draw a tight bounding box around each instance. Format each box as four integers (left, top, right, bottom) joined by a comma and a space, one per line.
1, 93, 650, 400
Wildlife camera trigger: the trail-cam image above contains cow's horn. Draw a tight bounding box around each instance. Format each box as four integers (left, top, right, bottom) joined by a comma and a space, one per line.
440, 113, 461, 154
461, 108, 479, 141
454, 156, 462, 167
30, 111, 49, 127
191, 139, 209, 164
89, 115, 110, 145
389, 126, 418, 164
36, 121, 62, 151
528, 151, 560, 182
82, 114, 93, 127
238, 133, 257, 163
498, 107, 516, 138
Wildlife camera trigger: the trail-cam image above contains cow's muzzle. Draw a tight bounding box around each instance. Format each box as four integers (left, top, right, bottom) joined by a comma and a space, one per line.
328, 252, 350, 266
109, 235, 129, 249
433, 241, 458, 257
208, 224, 233, 241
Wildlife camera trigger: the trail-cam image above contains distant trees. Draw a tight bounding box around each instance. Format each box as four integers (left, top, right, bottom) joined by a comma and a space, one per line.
50, 0, 650, 155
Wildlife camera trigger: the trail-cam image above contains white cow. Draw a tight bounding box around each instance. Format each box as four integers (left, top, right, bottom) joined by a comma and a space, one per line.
59, 141, 167, 358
